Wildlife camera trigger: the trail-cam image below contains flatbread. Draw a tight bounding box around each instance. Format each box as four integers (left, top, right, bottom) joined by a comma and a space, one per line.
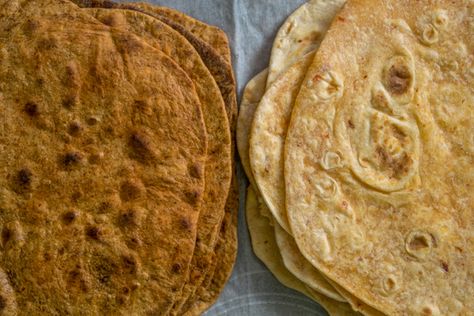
145, 5, 239, 314
78, 7, 233, 315
285, 0, 473, 314
237, 69, 268, 185
249, 52, 314, 233
129, 2, 232, 64
246, 186, 359, 316
241, 58, 352, 313
70, 0, 237, 135
68, 1, 238, 313
182, 178, 239, 316
248, 59, 378, 314
179, 71, 238, 316
238, 0, 345, 183
118, 4, 238, 313
325, 279, 385, 316
306, 287, 363, 316
0, 0, 208, 314
130, 4, 238, 313
266, 0, 345, 87
274, 222, 344, 302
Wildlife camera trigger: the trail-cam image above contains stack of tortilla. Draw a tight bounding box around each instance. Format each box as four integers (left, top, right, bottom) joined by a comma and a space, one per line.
239, 0, 473, 315
0, 0, 237, 314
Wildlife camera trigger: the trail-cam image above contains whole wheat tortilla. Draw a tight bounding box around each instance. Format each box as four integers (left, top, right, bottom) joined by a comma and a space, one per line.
148, 7, 239, 314
236, 69, 268, 185
71, 0, 237, 134
129, 2, 232, 64
126, 3, 239, 312
266, 0, 345, 88
246, 186, 359, 316
182, 178, 239, 316
68, 1, 237, 314
178, 38, 238, 316
0, 0, 208, 314
142, 4, 240, 313
79, 6, 233, 315
249, 52, 314, 233
285, 0, 473, 314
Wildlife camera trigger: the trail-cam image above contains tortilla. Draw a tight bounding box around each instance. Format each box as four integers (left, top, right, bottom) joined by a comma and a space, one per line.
182, 178, 239, 316
248, 58, 378, 315
78, 6, 233, 315
305, 287, 363, 316
236, 69, 268, 185
246, 186, 359, 316
249, 52, 314, 233
266, 0, 345, 87
325, 279, 385, 316
274, 222, 344, 302
238, 0, 345, 183
116, 4, 239, 313
0, 0, 208, 314
67, 1, 238, 313
129, 2, 232, 64
242, 57, 349, 315
285, 0, 473, 314
71, 0, 238, 135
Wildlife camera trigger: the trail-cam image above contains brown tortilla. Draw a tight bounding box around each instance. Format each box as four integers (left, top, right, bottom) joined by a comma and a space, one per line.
70, 2, 238, 314
70, 0, 237, 134
183, 177, 239, 316
0, 0, 208, 314
130, 2, 232, 64
78, 5, 233, 314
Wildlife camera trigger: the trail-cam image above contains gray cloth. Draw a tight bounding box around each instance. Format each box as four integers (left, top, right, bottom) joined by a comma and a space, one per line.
123, 1, 329, 315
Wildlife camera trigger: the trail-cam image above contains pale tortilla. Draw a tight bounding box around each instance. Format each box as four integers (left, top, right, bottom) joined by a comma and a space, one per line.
285, 0, 473, 314
266, 0, 345, 87
246, 186, 360, 316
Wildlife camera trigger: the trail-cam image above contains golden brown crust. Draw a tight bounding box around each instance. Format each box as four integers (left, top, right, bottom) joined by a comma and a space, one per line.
80, 6, 233, 315
131, 2, 232, 64
0, 0, 208, 314
70, 0, 237, 134
183, 178, 239, 316
69, 2, 238, 314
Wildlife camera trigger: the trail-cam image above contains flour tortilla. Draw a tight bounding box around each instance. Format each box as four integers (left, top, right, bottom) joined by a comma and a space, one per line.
237, 69, 268, 185
325, 279, 385, 316
246, 186, 359, 316
242, 53, 349, 315
239, 0, 345, 182
306, 287, 363, 316
285, 0, 473, 314
274, 222, 344, 302
249, 52, 314, 233
0, 0, 208, 314
266, 0, 345, 88
78, 7, 233, 315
